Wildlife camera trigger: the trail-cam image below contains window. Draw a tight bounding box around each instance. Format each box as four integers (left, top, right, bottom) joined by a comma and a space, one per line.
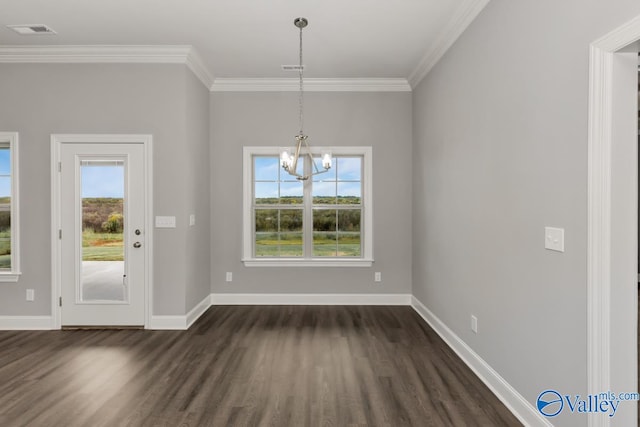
243, 146, 372, 267
0, 133, 19, 281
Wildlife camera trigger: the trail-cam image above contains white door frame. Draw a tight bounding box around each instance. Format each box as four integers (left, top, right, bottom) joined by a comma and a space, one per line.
51, 134, 153, 329
588, 15, 640, 427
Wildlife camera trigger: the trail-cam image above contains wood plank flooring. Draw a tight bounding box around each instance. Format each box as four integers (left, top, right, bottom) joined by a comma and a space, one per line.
0, 306, 521, 426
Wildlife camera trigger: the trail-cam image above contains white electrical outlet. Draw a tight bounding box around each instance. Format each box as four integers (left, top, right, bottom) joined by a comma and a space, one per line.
374, 272, 382, 282
189, 214, 196, 226
226, 272, 233, 282
471, 315, 478, 334
26, 289, 34, 301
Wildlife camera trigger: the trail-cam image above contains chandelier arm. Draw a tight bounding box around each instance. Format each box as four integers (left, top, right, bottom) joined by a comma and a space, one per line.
291, 136, 303, 175
302, 137, 321, 175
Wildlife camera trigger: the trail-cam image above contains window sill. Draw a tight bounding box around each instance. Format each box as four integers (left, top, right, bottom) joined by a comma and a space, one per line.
242, 259, 373, 268
0, 272, 21, 282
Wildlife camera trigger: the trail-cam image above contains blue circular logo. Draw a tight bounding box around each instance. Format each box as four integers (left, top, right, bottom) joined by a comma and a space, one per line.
537, 390, 563, 417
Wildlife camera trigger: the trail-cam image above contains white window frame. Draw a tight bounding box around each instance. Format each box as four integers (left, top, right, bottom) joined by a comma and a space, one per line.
242, 146, 373, 267
0, 132, 20, 282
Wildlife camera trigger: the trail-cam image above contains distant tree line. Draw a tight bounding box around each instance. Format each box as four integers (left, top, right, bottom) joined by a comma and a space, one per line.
256, 196, 361, 205
255, 208, 360, 233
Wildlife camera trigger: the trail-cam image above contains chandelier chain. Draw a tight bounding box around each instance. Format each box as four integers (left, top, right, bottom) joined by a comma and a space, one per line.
298, 22, 304, 136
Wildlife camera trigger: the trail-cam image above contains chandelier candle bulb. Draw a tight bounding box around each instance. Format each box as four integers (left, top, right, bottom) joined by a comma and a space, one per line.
280, 148, 292, 169
322, 151, 332, 169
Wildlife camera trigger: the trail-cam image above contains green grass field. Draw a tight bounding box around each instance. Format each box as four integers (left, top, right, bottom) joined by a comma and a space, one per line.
83, 230, 123, 261
255, 233, 361, 257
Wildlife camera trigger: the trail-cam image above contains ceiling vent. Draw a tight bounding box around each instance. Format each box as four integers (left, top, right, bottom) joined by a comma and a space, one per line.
281, 65, 304, 71
7, 24, 57, 35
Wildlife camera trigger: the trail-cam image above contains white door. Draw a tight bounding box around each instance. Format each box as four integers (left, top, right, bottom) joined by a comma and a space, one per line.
60, 143, 146, 326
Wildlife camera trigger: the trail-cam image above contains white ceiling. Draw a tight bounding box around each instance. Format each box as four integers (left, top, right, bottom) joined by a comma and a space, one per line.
0, 0, 488, 87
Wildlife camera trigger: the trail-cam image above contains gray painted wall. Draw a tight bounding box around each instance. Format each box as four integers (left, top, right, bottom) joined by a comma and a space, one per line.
184, 70, 212, 311
0, 63, 210, 317
412, 1, 640, 426
210, 92, 412, 294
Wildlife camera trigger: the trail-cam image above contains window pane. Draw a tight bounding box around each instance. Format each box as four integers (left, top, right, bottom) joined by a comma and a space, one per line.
280, 209, 302, 232
282, 156, 304, 181
256, 233, 279, 257
338, 210, 361, 232
337, 157, 361, 181
0, 207, 10, 268
338, 233, 361, 257
256, 233, 303, 257
254, 156, 279, 181
80, 161, 125, 302
279, 233, 303, 256
312, 156, 336, 181
255, 209, 278, 232
255, 209, 303, 257
255, 182, 279, 204
0, 177, 10, 199
313, 232, 337, 257
337, 182, 361, 204
280, 181, 303, 204
313, 209, 337, 257
313, 180, 336, 205
313, 209, 336, 232
0, 148, 10, 175
0, 138, 15, 273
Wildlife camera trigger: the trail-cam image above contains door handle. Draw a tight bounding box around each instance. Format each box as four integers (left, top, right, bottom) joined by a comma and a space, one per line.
133, 242, 142, 248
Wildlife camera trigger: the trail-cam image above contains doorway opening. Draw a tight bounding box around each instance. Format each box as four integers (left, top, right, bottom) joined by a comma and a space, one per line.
588, 15, 640, 427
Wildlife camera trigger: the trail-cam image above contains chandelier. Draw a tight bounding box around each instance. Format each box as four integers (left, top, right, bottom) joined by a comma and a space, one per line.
280, 17, 332, 181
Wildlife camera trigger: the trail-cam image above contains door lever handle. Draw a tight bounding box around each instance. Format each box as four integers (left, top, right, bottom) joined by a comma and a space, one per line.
133, 242, 142, 248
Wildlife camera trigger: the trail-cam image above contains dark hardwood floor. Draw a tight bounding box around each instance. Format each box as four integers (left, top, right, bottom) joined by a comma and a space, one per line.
0, 306, 521, 426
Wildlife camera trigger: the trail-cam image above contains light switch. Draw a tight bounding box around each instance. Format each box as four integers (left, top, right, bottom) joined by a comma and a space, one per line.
545, 227, 565, 252
155, 216, 176, 228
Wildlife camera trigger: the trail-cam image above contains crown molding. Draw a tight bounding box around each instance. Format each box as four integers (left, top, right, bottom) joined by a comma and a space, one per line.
0, 45, 214, 88
210, 78, 412, 92
185, 49, 215, 88
408, 0, 490, 88
0, 45, 192, 63
0, 45, 416, 92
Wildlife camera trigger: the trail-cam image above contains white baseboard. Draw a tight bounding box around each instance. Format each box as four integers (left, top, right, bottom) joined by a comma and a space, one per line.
0, 316, 55, 330
211, 293, 412, 306
410, 296, 552, 427
148, 315, 186, 330
149, 293, 211, 330
186, 294, 212, 329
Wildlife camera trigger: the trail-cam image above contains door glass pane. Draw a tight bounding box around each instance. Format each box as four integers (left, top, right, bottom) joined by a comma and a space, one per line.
80, 160, 125, 302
